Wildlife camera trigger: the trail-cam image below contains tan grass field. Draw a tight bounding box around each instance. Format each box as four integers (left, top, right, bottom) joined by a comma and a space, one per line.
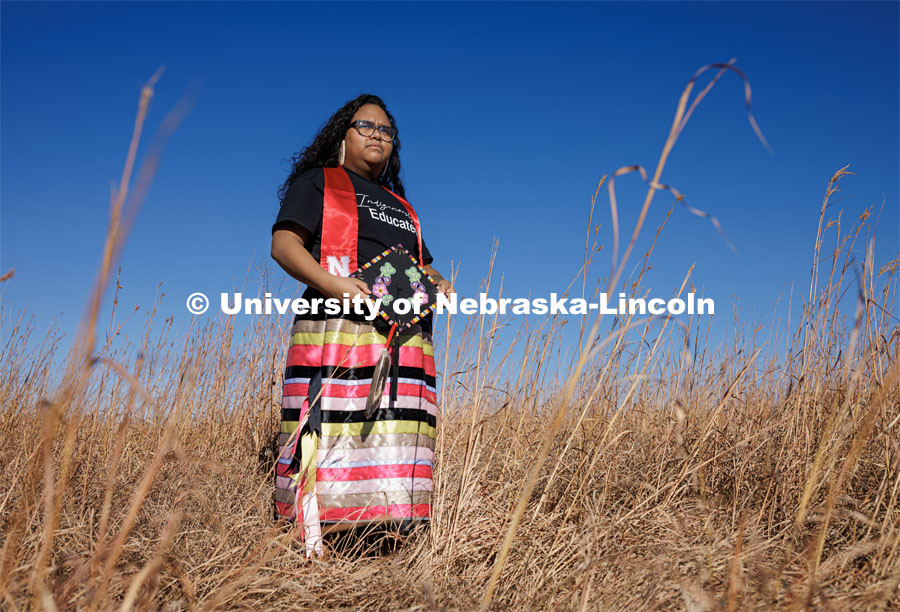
1, 65, 898, 611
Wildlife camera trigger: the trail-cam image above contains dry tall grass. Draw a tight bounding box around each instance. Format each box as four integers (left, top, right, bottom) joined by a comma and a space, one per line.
1, 66, 898, 611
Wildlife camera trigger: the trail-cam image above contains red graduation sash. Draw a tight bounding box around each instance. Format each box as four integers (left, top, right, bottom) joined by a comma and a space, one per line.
321, 166, 423, 277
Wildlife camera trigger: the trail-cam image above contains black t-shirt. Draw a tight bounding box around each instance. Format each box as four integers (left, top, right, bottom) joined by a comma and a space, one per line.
272, 167, 433, 268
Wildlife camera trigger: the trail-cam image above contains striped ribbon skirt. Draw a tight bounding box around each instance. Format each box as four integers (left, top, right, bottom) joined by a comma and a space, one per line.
274, 315, 437, 552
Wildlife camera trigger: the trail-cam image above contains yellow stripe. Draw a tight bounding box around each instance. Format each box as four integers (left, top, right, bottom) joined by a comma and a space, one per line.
289, 331, 433, 356
290, 331, 384, 347
299, 432, 318, 493
323, 420, 436, 439
282, 420, 436, 439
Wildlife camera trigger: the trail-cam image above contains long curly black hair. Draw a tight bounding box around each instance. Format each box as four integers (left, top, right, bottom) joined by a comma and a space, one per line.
278, 94, 405, 202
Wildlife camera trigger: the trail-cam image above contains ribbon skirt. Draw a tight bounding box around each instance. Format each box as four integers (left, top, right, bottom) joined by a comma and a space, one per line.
274, 315, 437, 548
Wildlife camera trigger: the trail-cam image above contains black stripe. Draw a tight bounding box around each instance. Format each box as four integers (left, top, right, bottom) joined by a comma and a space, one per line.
281, 406, 436, 428
283, 365, 435, 387
281, 408, 303, 421
321, 407, 436, 428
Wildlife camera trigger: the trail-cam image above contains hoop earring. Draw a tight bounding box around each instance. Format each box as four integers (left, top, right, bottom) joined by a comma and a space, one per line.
338, 140, 346, 166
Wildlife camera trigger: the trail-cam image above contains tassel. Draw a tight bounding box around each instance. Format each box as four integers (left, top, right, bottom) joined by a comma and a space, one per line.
365, 323, 397, 418
292, 430, 322, 557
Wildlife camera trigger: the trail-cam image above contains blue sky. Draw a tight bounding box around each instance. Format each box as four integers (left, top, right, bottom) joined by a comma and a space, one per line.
2, 1, 898, 367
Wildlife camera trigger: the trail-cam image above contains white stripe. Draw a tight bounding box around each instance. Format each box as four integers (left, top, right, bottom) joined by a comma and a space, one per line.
320, 433, 436, 451
281, 395, 307, 409
319, 395, 438, 415
318, 446, 434, 465
322, 377, 373, 387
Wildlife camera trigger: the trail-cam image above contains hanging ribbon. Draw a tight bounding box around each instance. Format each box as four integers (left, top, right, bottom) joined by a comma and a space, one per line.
384, 322, 398, 348
322, 166, 425, 272
321, 167, 359, 276
384, 187, 425, 266
382, 187, 424, 265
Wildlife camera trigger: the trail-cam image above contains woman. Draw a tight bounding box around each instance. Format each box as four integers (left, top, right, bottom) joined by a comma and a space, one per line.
270, 94, 452, 555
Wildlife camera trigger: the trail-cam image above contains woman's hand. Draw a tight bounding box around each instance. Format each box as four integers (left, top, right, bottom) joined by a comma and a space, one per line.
423, 264, 454, 295
435, 278, 454, 295
320, 275, 371, 302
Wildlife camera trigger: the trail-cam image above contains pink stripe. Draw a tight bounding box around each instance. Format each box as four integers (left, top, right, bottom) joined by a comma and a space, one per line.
317, 382, 435, 401
321, 343, 381, 367
284, 382, 433, 401
384, 383, 436, 403
283, 382, 309, 398
320, 344, 429, 368
287, 343, 433, 370
286, 345, 322, 367
287, 343, 370, 368
320, 503, 431, 522
317, 464, 432, 482
284, 384, 434, 404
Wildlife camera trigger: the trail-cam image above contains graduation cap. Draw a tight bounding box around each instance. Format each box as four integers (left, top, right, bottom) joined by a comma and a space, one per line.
353, 245, 438, 416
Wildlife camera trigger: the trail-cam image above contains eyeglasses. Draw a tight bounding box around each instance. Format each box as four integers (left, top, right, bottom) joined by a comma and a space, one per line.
349, 119, 396, 143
